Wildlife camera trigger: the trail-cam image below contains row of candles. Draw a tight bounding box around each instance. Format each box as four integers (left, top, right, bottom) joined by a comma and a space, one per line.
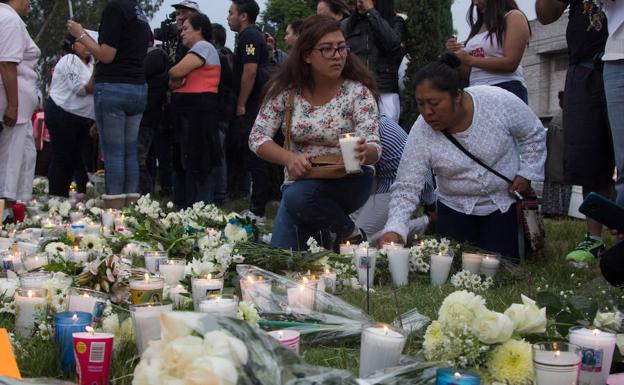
339, 241, 501, 288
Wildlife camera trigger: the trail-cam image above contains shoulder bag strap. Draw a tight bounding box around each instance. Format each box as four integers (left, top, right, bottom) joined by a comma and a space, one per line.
283, 89, 296, 151
441, 129, 514, 184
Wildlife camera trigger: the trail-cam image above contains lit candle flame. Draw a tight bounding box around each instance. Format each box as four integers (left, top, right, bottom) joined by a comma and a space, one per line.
83, 293, 89, 298
593, 329, 600, 336
246, 276, 254, 283
207, 273, 212, 280
177, 284, 183, 289
454, 372, 462, 378
383, 325, 389, 335
299, 285, 304, 292
555, 350, 561, 358
278, 330, 284, 339
302, 277, 308, 283
27, 290, 33, 298
144, 273, 150, 283
86, 326, 94, 335
72, 314, 78, 321
346, 241, 350, 246
325, 269, 330, 274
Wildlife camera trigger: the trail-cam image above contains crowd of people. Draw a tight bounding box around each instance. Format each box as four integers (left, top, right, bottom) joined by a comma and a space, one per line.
0, 0, 622, 260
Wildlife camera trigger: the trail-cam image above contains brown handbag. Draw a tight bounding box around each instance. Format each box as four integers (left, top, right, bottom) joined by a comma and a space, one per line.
283, 89, 347, 179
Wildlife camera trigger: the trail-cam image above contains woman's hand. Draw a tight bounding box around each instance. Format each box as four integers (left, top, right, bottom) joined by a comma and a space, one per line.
445, 37, 464, 52
286, 152, 312, 180
354, 137, 368, 165
168, 78, 185, 90
67, 20, 85, 39
377, 232, 401, 247
509, 176, 532, 198
2, 105, 17, 127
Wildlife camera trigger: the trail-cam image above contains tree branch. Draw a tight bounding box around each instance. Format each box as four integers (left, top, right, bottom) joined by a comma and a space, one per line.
35, 0, 61, 44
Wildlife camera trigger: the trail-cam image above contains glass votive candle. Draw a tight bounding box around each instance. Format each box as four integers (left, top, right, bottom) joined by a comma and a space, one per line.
435, 368, 481, 385
19, 271, 52, 289
198, 294, 239, 318
479, 254, 500, 277
533, 342, 581, 385
131, 302, 173, 355
23, 253, 48, 271
158, 258, 186, 286
144, 251, 168, 274
67, 287, 108, 324
129, 274, 164, 304
1, 249, 24, 273
359, 323, 407, 378
191, 274, 224, 310
239, 275, 272, 312
15, 287, 47, 337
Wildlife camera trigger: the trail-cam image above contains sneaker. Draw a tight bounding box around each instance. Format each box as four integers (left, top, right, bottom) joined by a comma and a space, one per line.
566, 234, 606, 264
240, 209, 266, 223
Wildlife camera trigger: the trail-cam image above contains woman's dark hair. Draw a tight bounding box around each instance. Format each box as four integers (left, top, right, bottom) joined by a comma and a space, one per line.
187, 13, 212, 41
211, 23, 227, 47
413, 53, 463, 97
318, 0, 350, 19
467, 0, 529, 45
288, 19, 304, 35
263, 14, 379, 103
62, 34, 76, 55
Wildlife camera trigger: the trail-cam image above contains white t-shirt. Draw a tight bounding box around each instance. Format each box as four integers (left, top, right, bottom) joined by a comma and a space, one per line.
49, 54, 94, 119
0, 3, 40, 125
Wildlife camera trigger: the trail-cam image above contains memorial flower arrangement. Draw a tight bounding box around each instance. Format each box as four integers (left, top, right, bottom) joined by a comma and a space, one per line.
423, 290, 547, 384
450, 270, 494, 292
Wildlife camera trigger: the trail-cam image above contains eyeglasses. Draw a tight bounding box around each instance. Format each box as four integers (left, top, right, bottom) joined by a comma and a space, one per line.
312, 45, 349, 59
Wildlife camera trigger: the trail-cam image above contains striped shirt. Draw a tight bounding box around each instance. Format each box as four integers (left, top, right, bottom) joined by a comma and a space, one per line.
377, 115, 436, 205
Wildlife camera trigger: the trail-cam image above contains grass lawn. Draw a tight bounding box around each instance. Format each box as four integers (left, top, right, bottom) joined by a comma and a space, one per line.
217, 198, 624, 374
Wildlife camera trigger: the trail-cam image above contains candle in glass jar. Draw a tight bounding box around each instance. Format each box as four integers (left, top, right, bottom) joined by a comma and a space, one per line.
100, 209, 118, 229
287, 278, 317, 314
339, 133, 362, 174
158, 258, 186, 285
355, 247, 377, 288
19, 271, 52, 289
191, 274, 224, 310
359, 324, 407, 378
480, 255, 500, 277
387, 245, 409, 287
85, 221, 101, 235
15, 288, 47, 337
339, 240, 357, 256
462, 253, 483, 275
69, 247, 89, 264
144, 251, 168, 274
54, 311, 92, 373
239, 275, 272, 312
114, 214, 125, 231
533, 342, 581, 385
268, 329, 300, 354
168, 284, 190, 308
435, 368, 481, 385
129, 274, 164, 304
430, 252, 453, 287
23, 254, 47, 271
569, 327, 617, 385
198, 294, 238, 317
130, 303, 173, 355
321, 269, 337, 293
67, 288, 107, 324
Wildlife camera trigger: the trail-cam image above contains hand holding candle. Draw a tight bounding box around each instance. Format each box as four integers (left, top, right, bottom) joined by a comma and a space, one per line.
339, 133, 363, 173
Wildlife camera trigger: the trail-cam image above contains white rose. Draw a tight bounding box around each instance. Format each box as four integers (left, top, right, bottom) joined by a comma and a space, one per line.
162, 335, 205, 377
203, 330, 248, 365
504, 294, 547, 335
594, 312, 622, 330
223, 223, 249, 243
132, 356, 167, 385
160, 312, 205, 342
471, 309, 513, 344
184, 356, 239, 385
438, 290, 487, 331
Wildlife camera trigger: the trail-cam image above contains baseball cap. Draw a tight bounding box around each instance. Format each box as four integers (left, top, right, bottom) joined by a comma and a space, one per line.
172, 0, 200, 12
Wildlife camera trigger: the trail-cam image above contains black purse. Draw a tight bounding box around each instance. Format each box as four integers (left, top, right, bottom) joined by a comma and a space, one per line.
442, 130, 546, 254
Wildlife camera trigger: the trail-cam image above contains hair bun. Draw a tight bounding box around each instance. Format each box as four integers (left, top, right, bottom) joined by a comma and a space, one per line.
439, 52, 461, 69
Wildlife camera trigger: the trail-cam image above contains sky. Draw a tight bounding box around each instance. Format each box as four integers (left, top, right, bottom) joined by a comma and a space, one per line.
149, 0, 538, 48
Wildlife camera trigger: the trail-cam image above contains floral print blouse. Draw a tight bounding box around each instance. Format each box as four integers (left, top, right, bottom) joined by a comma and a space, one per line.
249, 80, 381, 181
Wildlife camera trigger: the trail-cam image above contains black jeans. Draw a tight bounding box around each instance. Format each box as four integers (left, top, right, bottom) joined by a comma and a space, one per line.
437, 201, 521, 258
44, 98, 93, 197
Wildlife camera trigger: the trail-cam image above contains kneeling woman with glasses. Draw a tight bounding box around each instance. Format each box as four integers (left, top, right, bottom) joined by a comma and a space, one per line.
249, 15, 381, 250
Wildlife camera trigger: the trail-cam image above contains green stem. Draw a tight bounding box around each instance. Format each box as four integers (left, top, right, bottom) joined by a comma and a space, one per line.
166, 235, 195, 253
258, 320, 324, 328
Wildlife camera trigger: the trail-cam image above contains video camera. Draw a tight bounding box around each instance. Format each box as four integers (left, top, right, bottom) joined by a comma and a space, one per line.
154, 12, 178, 54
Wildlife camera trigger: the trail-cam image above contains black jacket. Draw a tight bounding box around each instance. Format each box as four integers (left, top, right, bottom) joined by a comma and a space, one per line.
342, 9, 404, 94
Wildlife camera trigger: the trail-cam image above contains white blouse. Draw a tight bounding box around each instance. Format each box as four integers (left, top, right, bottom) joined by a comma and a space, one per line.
383, 85, 546, 242
49, 54, 94, 119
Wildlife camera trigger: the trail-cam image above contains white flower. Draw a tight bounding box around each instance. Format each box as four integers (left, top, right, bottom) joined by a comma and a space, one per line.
503, 294, 547, 335
80, 234, 103, 251
167, 202, 174, 209
438, 290, 487, 331
59, 201, 72, 217
133, 355, 168, 385
90, 207, 102, 216
471, 309, 514, 344
236, 301, 259, 328
184, 356, 239, 385
223, 223, 249, 243
44, 242, 69, 259
594, 311, 623, 330
203, 330, 249, 365
162, 335, 205, 377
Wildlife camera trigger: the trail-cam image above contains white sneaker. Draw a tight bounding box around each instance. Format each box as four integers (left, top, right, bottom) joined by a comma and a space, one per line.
240, 209, 266, 223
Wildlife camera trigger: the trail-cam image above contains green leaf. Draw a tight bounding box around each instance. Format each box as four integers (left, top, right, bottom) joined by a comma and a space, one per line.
555, 311, 579, 337
537, 291, 563, 315
567, 295, 598, 321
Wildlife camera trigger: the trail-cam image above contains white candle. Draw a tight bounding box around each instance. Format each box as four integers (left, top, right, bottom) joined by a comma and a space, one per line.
85, 221, 101, 235
16, 242, 39, 257
191, 274, 224, 310
18, 272, 52, 289
359, 325, 407, 378
287, 279, 316, 314
462, 253, 482, 275
158, 258, 186, 286
569, 327, 617, 385
339, 133, 362, 174
430, 253, 453, 287
130, 303, 173, 355
70, 219, 86, 236
69, 247, 89, 264
114, 214, 125, 232
15, 288, 47, 337
23, 254, 48, 271
239, 276, 272, 312
168, 284, 190, 308
355, 247, 377, 288
144, 251, 168, 274
480, 255, 500, 277
534, 349, 581, 385
321, 269, 337, 293
41, 219, 57, 237
387, 245, 409, 287
129, 275, 165, 305
100, 209, 118, 229
2, 249, 25, 273
339, 241, 357, 256
198, 294, 238, 318
69, 212, 83, 223
0, 237, 13, 251
268, 329, 300, 354
67, 288, 107, 322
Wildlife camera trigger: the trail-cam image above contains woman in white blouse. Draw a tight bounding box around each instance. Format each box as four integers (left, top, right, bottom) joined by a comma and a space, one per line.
379, 54, 546, 258
249, 15, 380, 250
44, 34, 94, 198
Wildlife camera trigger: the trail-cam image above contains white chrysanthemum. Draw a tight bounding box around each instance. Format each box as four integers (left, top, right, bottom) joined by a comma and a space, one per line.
80, 233, 103, 251
223, 223, 249, 243
45, 242, 69, 259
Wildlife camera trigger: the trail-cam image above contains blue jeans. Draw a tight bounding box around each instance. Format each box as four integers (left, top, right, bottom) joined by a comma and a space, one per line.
270, 168, 374, 250
94, 83, 147, 195
604, 60, 624, 206
493, 80, 528, 104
